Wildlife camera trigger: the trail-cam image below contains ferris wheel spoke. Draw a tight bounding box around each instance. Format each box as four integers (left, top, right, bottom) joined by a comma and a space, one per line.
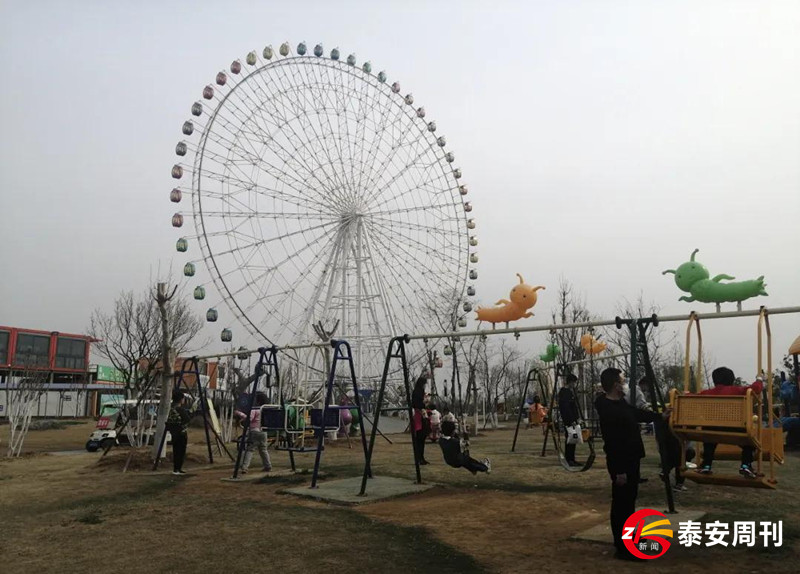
199, 166, 330, 216
201, 116, 335, 213
301, 65, 354, 198
366, 214, 461, 252
361, 137, 434, 211
242, 69, 350, 199
357, 102, 421, 207
364, 226, 461, 288
358, 228, 423, 334
367, 201, 462, 217
350, 84, 409, 199
243, 76, 347, 201
216, 221, 340, 312
202, 218, 339, 259
347, 72, 374, 197
364, 138, 444, 210
364, 219, 462, 294
219, 89, 341, 206
372, 174, 456, 217
198, 210, 336, 223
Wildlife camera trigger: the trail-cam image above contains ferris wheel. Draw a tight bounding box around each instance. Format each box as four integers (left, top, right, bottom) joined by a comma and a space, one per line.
170, 41, 478, 383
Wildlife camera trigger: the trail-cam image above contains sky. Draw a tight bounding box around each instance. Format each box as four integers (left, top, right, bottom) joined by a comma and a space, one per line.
0, 1, 798, 382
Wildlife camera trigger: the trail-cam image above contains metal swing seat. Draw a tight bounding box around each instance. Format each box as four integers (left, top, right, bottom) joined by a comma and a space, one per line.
669, 310, 780, 489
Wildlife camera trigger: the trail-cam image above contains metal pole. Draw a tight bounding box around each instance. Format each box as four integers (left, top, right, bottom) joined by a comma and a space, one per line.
182, 307, 800, 365
511, 370, 532, 452
343, 341, 371, 479
403, 343, 423, 485
406, 306, 800, 342
360, 336, 408, 496
311, 341, 340, 488
565, 351, 629, 367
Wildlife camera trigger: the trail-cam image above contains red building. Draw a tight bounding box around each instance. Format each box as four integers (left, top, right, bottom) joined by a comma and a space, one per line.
0, 326, 98, 418
0, 325, 93, 382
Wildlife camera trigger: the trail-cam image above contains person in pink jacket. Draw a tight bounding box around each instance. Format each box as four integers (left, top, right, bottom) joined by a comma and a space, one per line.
234, 392, 272, 473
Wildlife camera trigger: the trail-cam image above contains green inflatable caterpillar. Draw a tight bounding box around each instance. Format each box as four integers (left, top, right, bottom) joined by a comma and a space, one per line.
539, 343, 561, 363
662, 249, 767, 305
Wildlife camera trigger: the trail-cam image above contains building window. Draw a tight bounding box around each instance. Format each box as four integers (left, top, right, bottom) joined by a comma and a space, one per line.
0, 331, 9, 364
55, 338, 87, 370
14, 333, 51, 367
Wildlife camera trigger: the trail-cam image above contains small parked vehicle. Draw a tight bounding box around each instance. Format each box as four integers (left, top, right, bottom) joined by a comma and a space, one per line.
85, 400, 168, 451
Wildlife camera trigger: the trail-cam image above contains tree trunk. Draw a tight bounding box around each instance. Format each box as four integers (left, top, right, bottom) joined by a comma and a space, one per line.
152, 283, 175, 459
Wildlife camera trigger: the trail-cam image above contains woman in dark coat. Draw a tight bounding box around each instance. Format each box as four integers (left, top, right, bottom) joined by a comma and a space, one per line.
411, 375, 430, 464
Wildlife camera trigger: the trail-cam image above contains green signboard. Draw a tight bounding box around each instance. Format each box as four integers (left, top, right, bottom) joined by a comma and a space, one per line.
95, 365, 127, 384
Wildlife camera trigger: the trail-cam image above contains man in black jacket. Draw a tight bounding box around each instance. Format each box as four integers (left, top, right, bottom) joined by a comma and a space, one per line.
595, 368, 665, 561
558, 374, 581, 466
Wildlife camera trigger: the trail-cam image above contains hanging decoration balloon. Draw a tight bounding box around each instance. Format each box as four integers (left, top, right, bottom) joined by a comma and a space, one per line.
580, 334, 607, 355
662, 249, 767, 306
539, 343, 561, 363
475, 273, 545, 327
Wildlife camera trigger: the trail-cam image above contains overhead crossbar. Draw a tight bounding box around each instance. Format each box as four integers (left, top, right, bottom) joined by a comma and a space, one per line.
407, 306, 800, 342
186, 306, 800, 363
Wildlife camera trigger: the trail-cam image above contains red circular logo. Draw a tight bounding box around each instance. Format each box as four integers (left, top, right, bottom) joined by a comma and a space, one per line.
622, 509, 673, 559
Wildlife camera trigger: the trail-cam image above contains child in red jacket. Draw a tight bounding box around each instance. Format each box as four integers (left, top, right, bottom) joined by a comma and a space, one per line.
697, 367, 762, 478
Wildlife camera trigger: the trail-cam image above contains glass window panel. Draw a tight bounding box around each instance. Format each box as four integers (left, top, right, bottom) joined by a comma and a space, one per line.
15, 333, 51, 367
0, 331, 9, 364
55, 338, 87, 370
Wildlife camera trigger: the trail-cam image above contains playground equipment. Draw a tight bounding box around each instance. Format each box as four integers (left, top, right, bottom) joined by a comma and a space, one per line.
475, 274, 545, 327
669, 309, 781, 489
511, 348, 628, 472
168, 41, 475, 383
377, 307, 799, 507
542, 364, 597, 473
153, 357, 234, 470
227, 342, 371, 483
663, 249, 767, 311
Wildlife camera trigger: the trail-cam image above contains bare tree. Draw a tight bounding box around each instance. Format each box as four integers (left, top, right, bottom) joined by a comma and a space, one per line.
5, 360, 50, 457
423, 287, 470, 410
599, 293, 678, 397
88, 284, 203, 453
548, 277, 595, 365
480, 339, 521, 429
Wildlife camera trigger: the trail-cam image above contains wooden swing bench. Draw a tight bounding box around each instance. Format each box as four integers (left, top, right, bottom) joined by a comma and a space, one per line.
669, 389, 778, 489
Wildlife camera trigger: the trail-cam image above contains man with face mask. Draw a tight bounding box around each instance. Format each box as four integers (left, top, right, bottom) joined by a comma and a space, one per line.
595, 367, 668, 561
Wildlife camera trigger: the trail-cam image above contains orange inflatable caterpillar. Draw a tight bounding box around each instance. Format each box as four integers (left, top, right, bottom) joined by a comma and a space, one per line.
475, 274, 545, 327
580, 334, 607, 354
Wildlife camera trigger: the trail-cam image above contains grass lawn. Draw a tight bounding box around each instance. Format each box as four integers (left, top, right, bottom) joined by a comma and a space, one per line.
1, 421, 797, 573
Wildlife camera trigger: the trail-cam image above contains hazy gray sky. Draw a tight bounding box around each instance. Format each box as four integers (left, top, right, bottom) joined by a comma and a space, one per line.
1, 1, 798, 380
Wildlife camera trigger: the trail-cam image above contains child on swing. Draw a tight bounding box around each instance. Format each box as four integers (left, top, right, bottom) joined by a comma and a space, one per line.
438, 420, 491, 475
428, 403, 442, 442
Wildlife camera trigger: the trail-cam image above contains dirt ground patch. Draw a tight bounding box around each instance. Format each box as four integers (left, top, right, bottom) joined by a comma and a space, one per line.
1, 423, 798, 573
0, 419, 95, 453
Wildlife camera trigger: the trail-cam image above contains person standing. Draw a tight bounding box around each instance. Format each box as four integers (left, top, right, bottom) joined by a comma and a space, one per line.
165, 390, 194, 476
779, 371, 797, 418
234, 391, 272, 474
558, 374, 581, 466
595, 368, 665, 561
411, 375, 430, 465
